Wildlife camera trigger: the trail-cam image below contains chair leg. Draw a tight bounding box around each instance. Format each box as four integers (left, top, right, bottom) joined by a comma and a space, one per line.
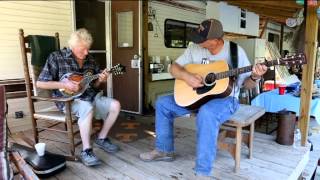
65, 102, 76, 160
234, 126, 242, 173
10, 151, 40, 180
66, 122, 76, 159
32, 118, 39, 144
249, 123, 254, 159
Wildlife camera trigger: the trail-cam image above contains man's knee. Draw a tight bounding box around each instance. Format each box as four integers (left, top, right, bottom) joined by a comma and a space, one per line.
110, 99, 121, 112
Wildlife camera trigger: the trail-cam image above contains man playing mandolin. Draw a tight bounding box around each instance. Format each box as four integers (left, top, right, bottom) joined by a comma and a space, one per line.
140, 19, 267, 178
37, 28, 120, 166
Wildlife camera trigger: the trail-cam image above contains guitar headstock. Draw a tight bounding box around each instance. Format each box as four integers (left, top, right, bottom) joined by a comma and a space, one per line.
278, 53, 307, 66
110, 64, 126, 75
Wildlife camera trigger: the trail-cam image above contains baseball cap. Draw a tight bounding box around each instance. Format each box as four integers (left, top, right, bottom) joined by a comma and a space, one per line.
189, 19, 224, 44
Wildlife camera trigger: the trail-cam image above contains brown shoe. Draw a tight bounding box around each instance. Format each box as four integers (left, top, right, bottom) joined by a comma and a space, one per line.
139, 149, 175, 162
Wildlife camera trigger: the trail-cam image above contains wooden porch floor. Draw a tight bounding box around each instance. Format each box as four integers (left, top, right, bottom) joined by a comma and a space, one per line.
9, 123, 309, 180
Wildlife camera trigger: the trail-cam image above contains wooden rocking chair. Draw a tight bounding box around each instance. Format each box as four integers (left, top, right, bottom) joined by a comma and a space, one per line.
19, 29, 80, 160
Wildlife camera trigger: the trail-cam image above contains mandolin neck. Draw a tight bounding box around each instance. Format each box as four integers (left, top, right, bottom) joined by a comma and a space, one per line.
84, 68, 110, 83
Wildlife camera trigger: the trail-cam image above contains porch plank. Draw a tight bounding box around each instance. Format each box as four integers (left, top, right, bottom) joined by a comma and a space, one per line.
301, 133, 320, 180
95, 143, 173, 179
130, 136, 244, 180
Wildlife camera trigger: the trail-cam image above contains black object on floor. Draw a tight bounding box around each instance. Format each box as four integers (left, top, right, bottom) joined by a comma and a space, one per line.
14, 111, 23, 118
10, 143, 66, 177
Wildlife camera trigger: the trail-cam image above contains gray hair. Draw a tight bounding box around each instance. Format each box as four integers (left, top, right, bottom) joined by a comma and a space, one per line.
68, 28, 93, 48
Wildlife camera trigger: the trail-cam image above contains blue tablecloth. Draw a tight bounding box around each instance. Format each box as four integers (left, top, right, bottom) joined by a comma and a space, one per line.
251, 89, 320, 124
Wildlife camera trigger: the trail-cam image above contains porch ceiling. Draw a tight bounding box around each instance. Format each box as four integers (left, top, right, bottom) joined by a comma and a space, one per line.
221, 0, 304, 24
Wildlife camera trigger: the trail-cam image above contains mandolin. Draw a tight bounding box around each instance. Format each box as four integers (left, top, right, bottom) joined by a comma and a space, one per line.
59, 63, 125, 98
174, 53, 306, 108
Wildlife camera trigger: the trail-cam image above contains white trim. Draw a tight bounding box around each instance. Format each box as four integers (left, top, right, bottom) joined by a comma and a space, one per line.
71, 0, 76, 31
138, 0, 143, 114
105, 1, 113, 98
89, 50, 107, 53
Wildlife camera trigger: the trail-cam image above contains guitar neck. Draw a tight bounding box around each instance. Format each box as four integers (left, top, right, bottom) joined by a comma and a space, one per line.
214, 59, 282, 80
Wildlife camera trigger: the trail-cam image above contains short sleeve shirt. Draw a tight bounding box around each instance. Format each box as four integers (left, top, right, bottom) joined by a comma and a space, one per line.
38, 48, 101, 110
175, 40, 251, 98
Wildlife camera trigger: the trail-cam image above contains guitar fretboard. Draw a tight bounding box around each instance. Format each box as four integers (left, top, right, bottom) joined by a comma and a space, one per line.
209, 53, 305, 81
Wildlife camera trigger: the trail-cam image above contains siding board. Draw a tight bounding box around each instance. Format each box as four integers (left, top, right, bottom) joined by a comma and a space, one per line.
0, 1, 70, 14
0, 1, 73, 80
0, 8, 71, 21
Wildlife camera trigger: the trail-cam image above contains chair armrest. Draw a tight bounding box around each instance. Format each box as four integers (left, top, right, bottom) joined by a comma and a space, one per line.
31, 96, 73, 102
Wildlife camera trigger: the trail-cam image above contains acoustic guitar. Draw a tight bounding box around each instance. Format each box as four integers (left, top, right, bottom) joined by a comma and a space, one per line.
174, 53, 306, 108
59, 63, 125, 98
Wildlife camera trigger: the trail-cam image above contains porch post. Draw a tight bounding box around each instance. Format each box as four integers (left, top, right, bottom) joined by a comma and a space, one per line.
299, 4, 318, 146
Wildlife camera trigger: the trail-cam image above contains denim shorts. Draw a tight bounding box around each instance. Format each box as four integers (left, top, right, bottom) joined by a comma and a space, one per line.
70, 92, 113, 123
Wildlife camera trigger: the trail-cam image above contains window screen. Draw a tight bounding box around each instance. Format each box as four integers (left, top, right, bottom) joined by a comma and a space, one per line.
164, 19, 198, 48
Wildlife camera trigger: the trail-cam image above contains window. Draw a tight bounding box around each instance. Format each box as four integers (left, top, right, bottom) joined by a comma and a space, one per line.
268, 32, 280, 49
164, 19, 198, 48
117, 11, 133, 48
240, 9, 246, 29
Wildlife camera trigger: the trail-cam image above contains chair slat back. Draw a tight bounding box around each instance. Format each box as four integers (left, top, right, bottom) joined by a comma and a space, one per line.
19, 29, 60, 97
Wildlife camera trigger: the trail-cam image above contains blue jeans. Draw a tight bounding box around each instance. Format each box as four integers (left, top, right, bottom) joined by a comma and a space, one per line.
155, 95, 239, 176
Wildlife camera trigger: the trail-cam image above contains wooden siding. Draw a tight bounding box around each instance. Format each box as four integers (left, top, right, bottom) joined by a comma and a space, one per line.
0, 1, 73, 80
148, 1, 205, 62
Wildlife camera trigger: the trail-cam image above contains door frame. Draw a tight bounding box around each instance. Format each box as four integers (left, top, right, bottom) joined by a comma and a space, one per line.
71, 1, 143, 114
109, 1, 143, 114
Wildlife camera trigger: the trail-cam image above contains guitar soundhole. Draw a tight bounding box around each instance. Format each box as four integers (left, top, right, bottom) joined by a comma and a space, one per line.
195, 73, 216, 94
204, 73, 216, 86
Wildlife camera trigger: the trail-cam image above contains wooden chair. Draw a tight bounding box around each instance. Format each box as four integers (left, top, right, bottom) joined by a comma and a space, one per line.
175, 104, 265, 173
0, 85, 39, 180
218, 104, 265, 172
19, 29, 80, 160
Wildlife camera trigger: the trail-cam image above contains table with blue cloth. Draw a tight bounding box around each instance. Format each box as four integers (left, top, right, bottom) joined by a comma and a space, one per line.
251, 89, 320, 125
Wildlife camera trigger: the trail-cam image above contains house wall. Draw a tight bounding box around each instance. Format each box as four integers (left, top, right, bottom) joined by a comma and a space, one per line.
0, 1, 74, 80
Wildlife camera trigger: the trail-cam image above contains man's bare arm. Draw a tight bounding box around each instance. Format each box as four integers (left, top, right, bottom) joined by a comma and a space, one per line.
37, 80, 80, 93
36, 81, 65, 90
243, 64, 267, 89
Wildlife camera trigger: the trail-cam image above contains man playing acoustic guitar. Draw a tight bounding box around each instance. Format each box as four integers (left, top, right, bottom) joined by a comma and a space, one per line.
37, 28, 120, 166
140, 19, 267, 178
